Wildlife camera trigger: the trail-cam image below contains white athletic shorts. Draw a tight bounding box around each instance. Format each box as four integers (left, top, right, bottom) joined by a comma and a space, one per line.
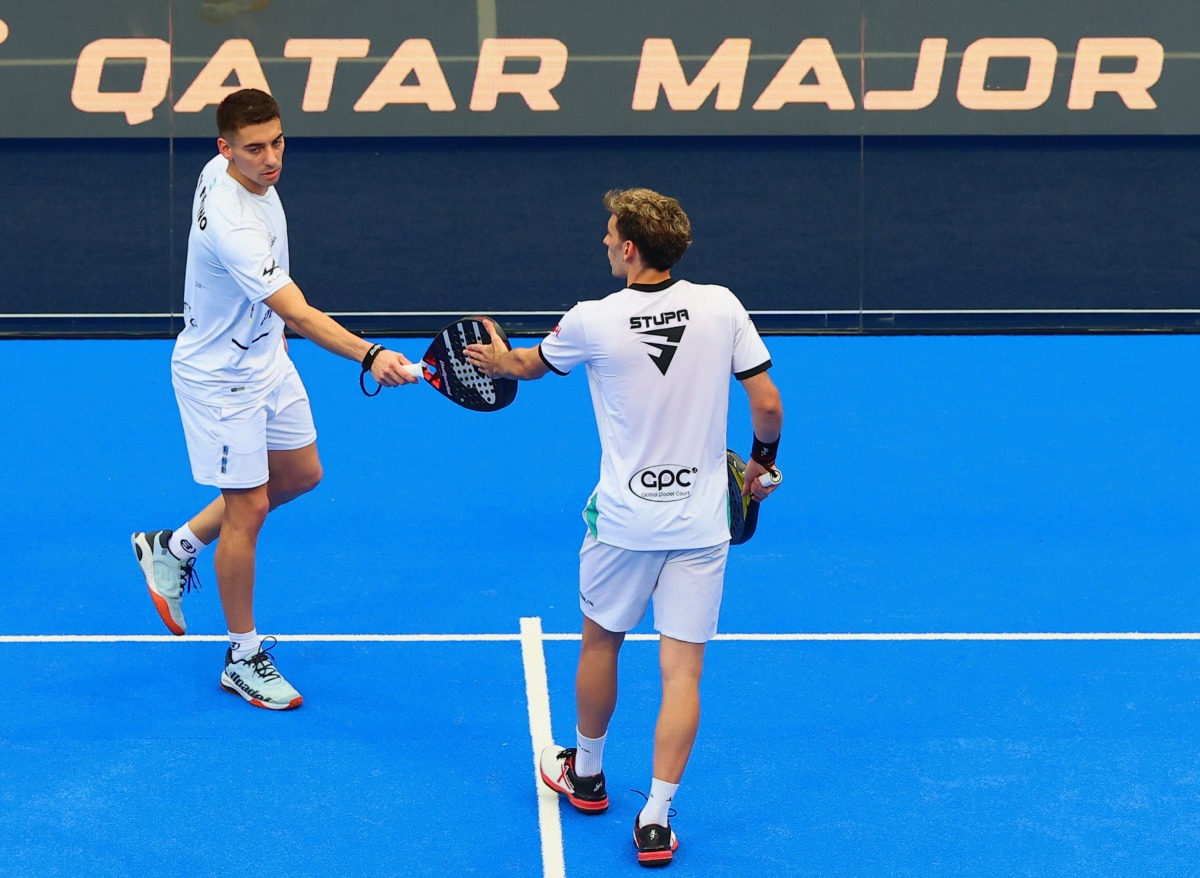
578, 532, 730, 644
175, 362, 317, 490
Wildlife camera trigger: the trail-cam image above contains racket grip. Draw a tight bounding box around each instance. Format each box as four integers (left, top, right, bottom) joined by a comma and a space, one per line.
758, 468, 783, 488
402, 363, 423, 378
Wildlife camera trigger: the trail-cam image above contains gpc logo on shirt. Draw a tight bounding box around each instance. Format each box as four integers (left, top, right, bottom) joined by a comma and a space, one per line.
629, 465, 698, 502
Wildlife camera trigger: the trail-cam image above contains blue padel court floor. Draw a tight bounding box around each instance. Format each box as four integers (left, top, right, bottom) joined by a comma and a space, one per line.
2, 334, 1200, 877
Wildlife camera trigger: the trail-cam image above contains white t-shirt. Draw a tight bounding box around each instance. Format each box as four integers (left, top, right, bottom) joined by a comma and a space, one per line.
540, 278, 772, 551
172, 154, 295, 404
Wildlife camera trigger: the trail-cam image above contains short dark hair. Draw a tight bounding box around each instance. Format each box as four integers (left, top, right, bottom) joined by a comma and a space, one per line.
603, 188, 691, 271
216, 88, 280, 139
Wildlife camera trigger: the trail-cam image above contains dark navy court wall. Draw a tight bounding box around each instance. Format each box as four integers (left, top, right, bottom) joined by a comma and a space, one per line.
1, 135, 1197, 337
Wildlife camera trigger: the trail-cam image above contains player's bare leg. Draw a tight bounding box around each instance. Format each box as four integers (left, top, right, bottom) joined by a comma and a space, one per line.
264, 444, 323, 510
652, 635, 706, 783
576, 615, 625, 738
630, 634, 703, 865
182, 443, 324, 545
184, 497, 223, 546
215, 481, 303, 709
538, 615, 623, 813
215, 484, 269, 634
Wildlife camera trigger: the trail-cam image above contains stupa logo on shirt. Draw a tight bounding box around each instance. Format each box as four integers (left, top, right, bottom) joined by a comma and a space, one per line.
630, 309, 689, 375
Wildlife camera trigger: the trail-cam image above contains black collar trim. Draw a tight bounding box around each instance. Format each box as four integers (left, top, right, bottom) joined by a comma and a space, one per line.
628, 278, 681, 293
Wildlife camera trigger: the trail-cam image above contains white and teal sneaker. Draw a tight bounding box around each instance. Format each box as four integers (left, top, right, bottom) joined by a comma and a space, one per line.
131, 530, 199, 636
220, 638, 303, 710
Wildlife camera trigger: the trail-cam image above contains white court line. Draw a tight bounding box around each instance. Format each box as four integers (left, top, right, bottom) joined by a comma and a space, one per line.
7, 308, 1200, 319
8, 621, 1193, 878
519, 617, 566, 878
721, 632, 1200, 641
3, 631, 1200, 643
0, 633, 523, 643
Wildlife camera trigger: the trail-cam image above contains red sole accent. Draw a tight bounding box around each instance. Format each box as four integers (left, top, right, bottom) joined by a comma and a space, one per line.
568, 795, 609, 813
634, 829, 678, 866
636, 846, 677, 865
147, 588, 184, 636
250, 696, 304, 710
220, 683, 303, 710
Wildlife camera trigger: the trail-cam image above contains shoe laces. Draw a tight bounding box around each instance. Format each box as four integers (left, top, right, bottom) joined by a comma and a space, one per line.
242, 636, 283, 683
178, 557, 202, 595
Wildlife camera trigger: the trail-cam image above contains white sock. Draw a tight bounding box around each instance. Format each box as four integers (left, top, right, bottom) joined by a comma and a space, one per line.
639, 778, 679, 828
169, 524, 207, 559
574, 728, 607, 778
229, 629, 260, 662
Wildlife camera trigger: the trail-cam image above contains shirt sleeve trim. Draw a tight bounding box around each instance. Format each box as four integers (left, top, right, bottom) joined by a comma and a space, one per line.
539, 345, 569, 376
734, 359, 772, 381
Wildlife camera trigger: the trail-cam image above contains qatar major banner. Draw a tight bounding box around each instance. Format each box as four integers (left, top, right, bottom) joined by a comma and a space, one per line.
0, 0, 1196, 138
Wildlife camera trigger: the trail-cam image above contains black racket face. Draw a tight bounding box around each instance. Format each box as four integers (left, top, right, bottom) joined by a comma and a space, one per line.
421, 317, 518, 412
726, 449, 760, 545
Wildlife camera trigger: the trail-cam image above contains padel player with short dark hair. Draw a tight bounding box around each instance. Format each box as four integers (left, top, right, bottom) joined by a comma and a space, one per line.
466, 188, 784, 867
131, 88, 418, 709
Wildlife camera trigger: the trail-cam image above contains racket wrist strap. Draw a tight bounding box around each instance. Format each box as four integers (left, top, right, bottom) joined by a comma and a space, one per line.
751, 434, 779, 468
359, 343, 386, 397
361, 343, 386, 371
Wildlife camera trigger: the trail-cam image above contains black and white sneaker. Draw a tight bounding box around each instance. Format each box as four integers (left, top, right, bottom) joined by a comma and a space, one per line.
538, 745, 609, 813
634, 817, 679, 867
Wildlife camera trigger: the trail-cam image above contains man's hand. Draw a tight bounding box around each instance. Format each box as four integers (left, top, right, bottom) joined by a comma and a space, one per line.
464, 317, 510, 378
742, 458, 781, 502
371, 349, 420, 386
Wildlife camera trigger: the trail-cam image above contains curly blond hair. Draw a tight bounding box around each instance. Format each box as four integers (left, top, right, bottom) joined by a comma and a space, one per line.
603, 188, 692, 271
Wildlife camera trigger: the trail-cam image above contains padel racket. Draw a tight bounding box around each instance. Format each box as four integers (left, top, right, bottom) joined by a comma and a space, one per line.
386, 316, 517, 412
726, 449, 783, 545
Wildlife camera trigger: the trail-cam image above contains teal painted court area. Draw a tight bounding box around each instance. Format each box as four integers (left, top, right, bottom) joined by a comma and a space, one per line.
1, 335, 1199, 876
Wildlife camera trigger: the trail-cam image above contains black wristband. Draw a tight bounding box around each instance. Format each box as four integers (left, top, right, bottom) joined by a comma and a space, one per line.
751, 435, 779, 467
361, 343, 385, 371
